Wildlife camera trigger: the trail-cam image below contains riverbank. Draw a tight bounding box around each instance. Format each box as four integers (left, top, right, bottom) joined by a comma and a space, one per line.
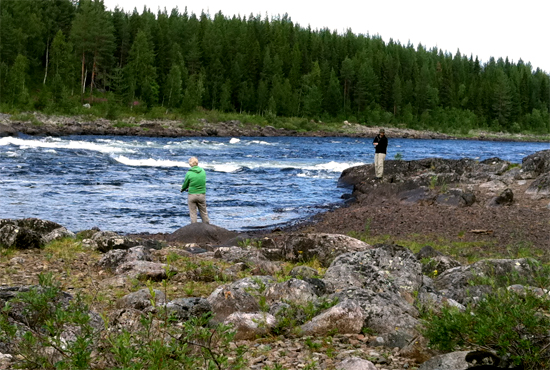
1, 112, 549, 142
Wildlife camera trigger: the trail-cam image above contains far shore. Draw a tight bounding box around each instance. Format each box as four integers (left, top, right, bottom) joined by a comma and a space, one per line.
1, 112, 549, 143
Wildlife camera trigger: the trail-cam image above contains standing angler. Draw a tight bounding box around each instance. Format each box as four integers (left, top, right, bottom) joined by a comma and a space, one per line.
181, 157, 210, 224
373, 128, 388, 179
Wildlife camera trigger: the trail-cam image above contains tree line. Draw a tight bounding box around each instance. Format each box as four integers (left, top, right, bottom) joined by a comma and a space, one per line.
1, 0, 549, 134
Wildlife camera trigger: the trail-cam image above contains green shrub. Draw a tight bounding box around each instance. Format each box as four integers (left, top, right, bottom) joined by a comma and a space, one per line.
423, 287, 550, 369
0, 273, 246, 370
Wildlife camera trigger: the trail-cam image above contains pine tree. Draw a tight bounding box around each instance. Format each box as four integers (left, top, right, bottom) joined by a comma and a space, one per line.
325, 68, 342, 116
8, 54, 30, 106
70, 0, 115, 98
125, 29, 158, 106
492, 69, 512, 129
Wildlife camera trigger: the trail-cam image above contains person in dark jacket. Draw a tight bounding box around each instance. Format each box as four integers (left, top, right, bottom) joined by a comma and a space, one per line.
181, 157, 209, 223
373, 128, 388, 179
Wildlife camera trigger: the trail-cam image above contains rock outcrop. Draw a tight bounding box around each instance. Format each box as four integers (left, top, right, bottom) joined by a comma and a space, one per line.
0, 218, 74, 249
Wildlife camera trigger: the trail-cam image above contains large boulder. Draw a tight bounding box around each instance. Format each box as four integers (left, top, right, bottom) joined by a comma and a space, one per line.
416, 246, 462, 276
336, 357, 378, 370
525, 173, 550, 199
487, 188, 514, 207
522, 149, 550, 177
165, 297, 211, 321
323, 244, 423, 345
324, 244, 423, 293
213, 246, 282, 275
0, 218, 70, 249
224, 312, 276, 340
115, 261, 176, 281
116, 288, 166, 311
166, 223, 238, 245
207, 281, 261, 324
298, 299, 365, 336
96, 246, 152, 270
418, 351, 470, 370
270, 233, 372, 267
434, 258, 539, 304
90, 231, 161, 253
264, 278, 318, 305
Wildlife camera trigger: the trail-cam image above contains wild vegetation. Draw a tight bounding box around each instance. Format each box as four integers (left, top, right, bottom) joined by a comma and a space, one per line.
3, 235, 550, 369
1, 0, 549, 135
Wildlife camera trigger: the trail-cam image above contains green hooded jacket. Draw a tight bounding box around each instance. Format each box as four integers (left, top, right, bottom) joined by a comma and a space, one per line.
181, 166, 206, 194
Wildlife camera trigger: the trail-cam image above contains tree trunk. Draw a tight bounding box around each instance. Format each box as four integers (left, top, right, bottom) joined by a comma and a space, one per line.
90, 53, 97, 98
80, 52, 86, 102
43, 39, 50, 85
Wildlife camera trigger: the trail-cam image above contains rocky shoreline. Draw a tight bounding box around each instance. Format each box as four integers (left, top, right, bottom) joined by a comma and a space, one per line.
1, 150, 549, 370
1, 112, 548, 142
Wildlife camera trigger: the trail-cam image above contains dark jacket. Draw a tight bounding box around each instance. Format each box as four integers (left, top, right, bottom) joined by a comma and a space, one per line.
373, 135, 388, 154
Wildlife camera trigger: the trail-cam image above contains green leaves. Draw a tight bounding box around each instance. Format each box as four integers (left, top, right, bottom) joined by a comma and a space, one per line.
424, 287, 550, 369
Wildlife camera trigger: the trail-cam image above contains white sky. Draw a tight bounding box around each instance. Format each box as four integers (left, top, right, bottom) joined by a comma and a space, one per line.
103, 0, 550, 73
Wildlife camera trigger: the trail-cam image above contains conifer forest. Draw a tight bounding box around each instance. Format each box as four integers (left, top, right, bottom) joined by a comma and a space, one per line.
1, 0, 549, 134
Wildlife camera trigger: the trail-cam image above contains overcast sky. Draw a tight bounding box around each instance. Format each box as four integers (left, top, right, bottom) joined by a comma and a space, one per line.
103, 0, 550, 73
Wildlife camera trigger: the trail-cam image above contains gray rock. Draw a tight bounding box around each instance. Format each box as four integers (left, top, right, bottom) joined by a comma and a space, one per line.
207, 284, 260, 324
289, 265, 320, 279
165, 297, 211, 321
299, 299, 365, 336
420, 255, 462, 276
324, 244, 423, 294
336, 357, 378, 370
418, 351, 470, 370
97, 246, 152, 270
265, 278, 318, 305
224, 312, 276, 340
417, 285, 466, 312
435, 189, 476, 207
214, 246, 282, 275
331, 287, 420, 345
526, 173, 550, 198
272, 233, 372, 267
42, 227, 76, 244
115, 261, 176, 281
434, 258, 538, 304
91, 231, 142, 253
0, 218, 64, 249
166, 223, 238, 245
522, 149, 550, 177
487, 188, 514, 206
227, 276, 276, 296
116, 288, 166, 310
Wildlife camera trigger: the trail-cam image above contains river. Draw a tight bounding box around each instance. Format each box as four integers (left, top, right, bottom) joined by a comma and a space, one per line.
1, 135, 548, 234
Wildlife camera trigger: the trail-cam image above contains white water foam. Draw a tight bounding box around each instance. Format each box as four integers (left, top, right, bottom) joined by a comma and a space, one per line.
112, 156, 189, 167
111, 156, 242, 173
0, 137, 135, 154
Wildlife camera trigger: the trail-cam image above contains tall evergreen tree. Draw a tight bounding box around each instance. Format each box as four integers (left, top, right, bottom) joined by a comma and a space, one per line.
125, 29, 158, 106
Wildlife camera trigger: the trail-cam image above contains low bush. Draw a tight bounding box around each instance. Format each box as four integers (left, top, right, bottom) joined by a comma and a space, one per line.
0, 273, 247, 370
423, 286, 550, 369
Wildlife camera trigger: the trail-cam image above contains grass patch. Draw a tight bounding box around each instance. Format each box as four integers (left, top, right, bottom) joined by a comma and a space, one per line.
347, 232, 549, 264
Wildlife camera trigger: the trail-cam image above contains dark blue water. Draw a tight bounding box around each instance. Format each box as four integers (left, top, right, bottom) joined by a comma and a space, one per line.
1, 135, 547, 234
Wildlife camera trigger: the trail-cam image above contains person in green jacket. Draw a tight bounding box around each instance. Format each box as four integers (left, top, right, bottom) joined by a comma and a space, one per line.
180, 157, 210, 224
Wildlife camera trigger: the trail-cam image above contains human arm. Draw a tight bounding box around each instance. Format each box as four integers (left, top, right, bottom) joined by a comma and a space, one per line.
181, 173, 190, 192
